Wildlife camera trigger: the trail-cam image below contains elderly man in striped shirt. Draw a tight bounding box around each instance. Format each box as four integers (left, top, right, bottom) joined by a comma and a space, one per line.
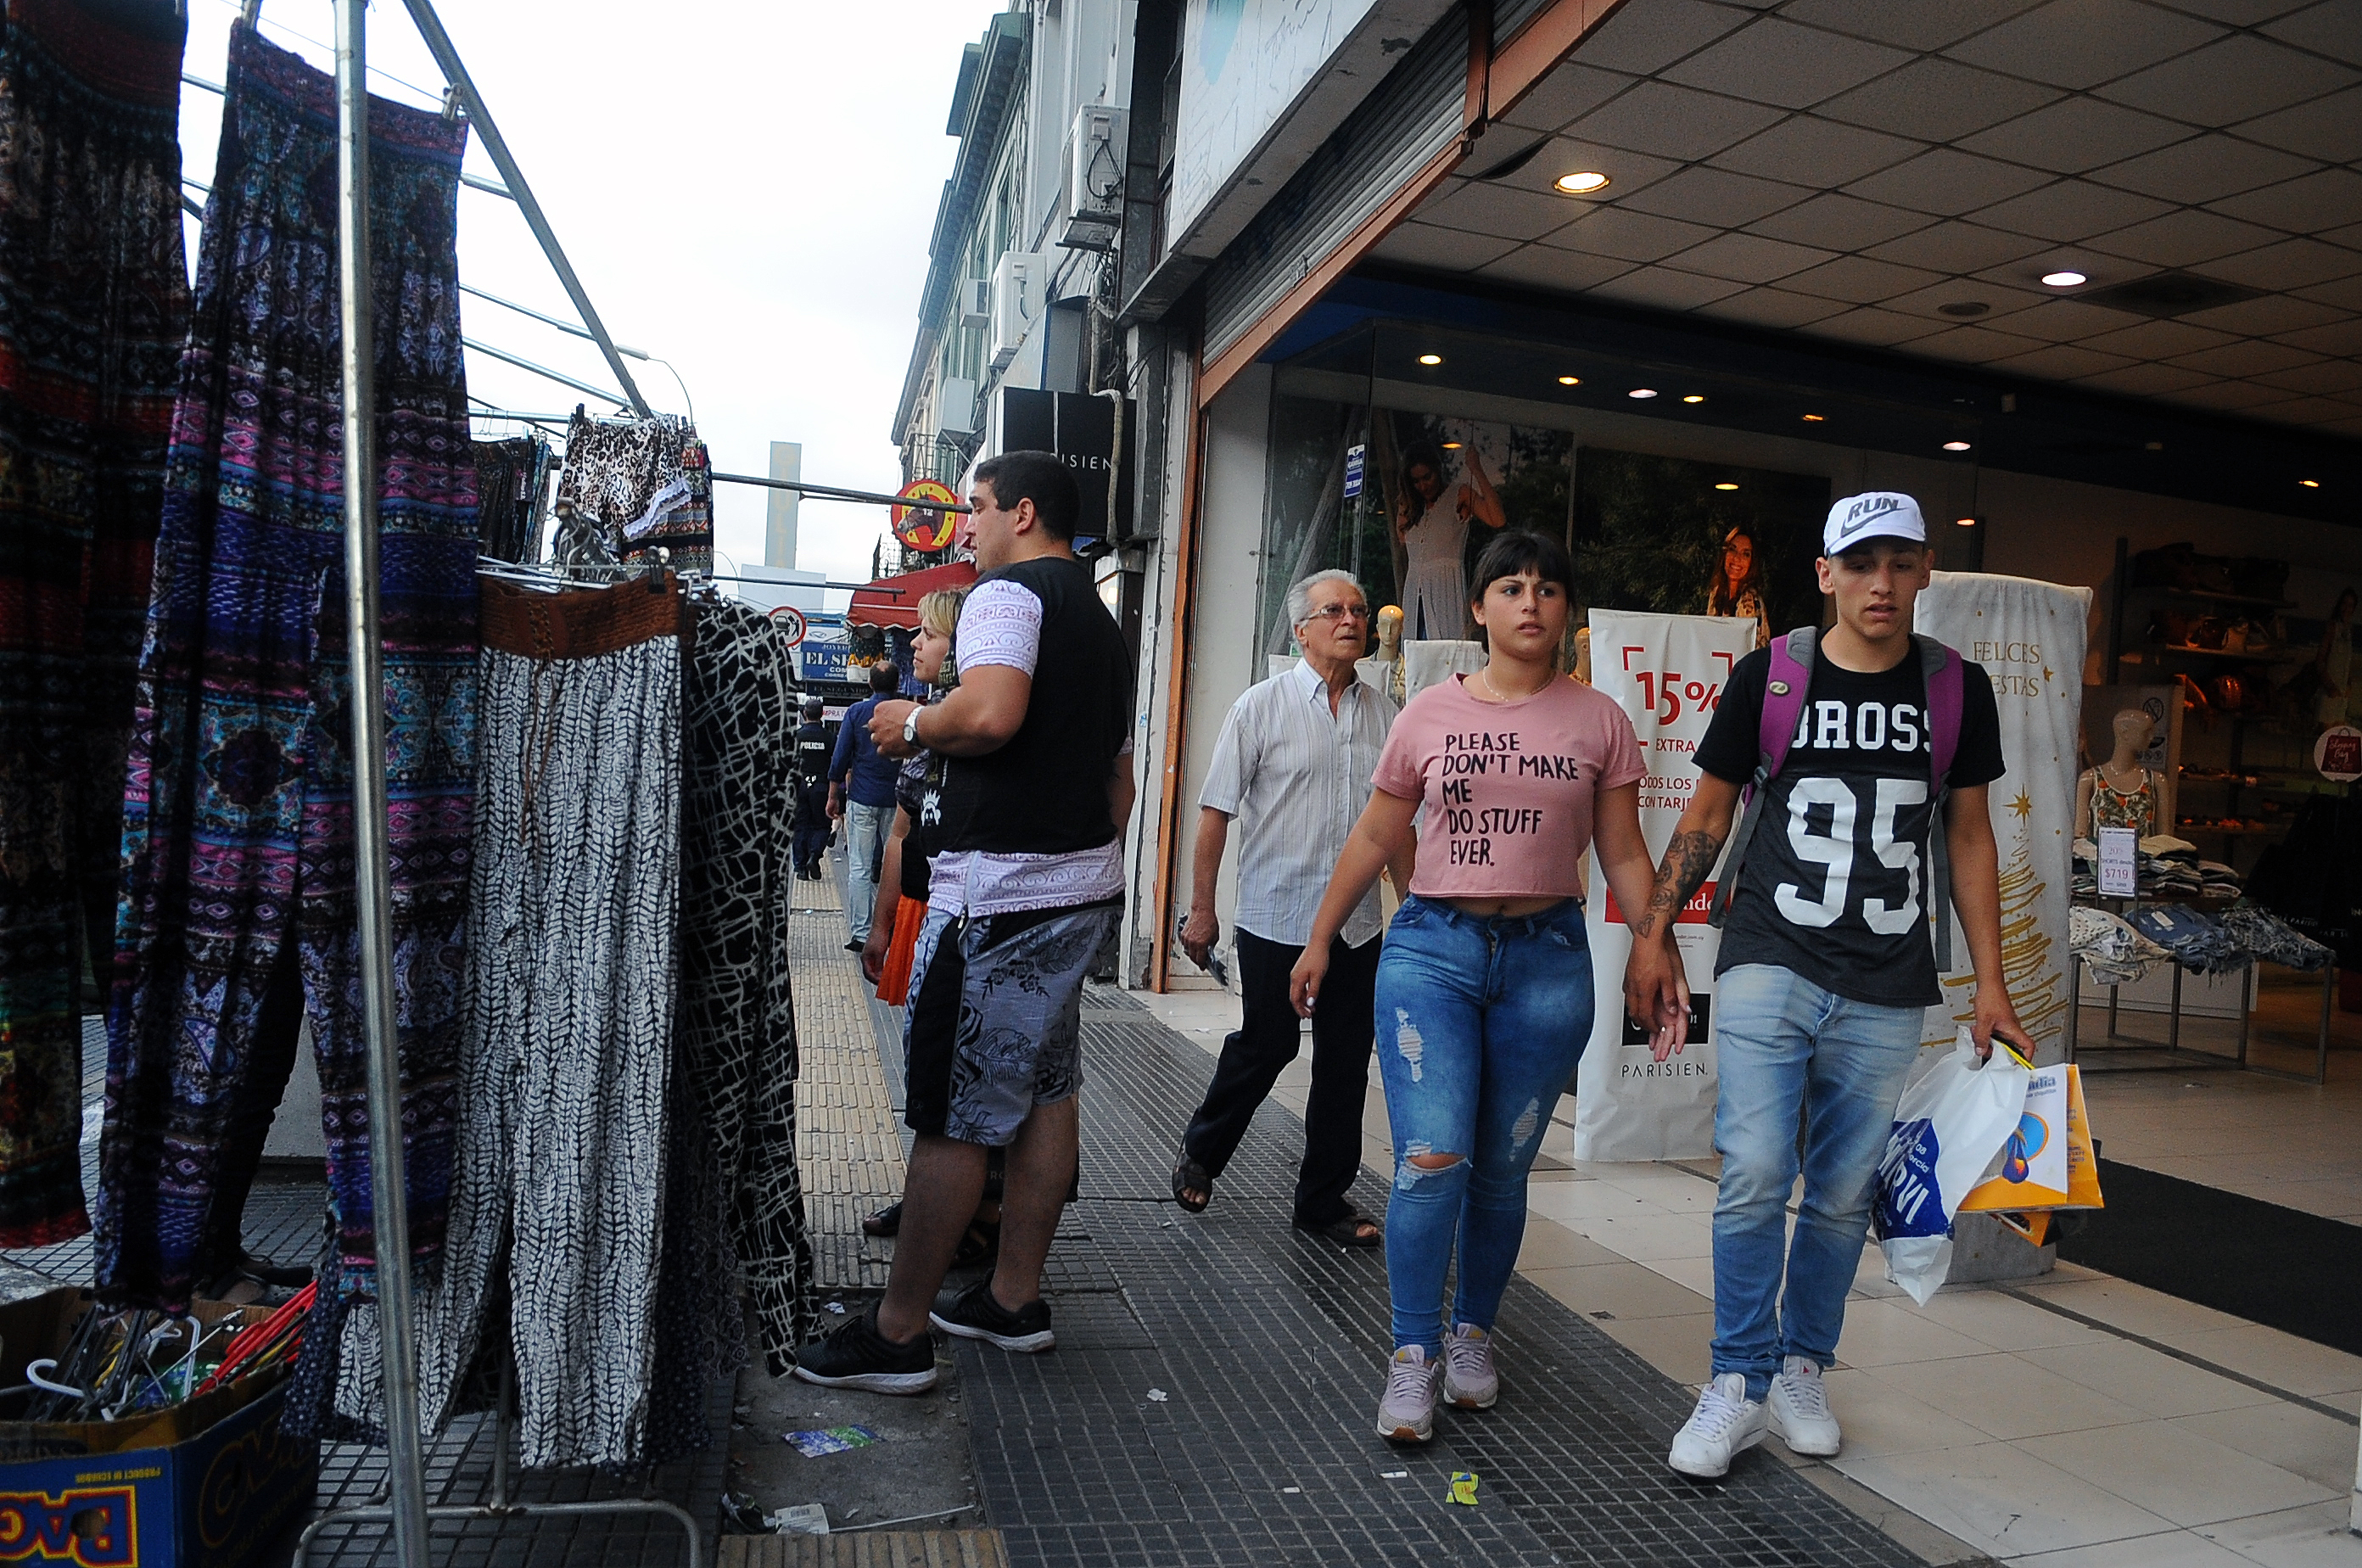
1173, 568, 1409, 1247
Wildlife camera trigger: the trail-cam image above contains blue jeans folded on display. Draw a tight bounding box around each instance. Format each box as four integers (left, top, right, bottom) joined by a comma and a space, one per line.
843, 800, 893, 943
1372, 894, 1593, 1355
1710, 964, 1922, 1398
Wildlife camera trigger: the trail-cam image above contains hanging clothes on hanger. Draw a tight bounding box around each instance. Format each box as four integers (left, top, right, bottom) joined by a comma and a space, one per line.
472, 434, 556, 564
98, 26, 477, 1315
0, 0, 190, 1249
555, 411, 714, 574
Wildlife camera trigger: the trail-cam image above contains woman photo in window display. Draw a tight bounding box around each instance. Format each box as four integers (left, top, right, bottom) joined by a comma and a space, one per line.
1702, 523, 1770, 651
1393, 441, 1505, 640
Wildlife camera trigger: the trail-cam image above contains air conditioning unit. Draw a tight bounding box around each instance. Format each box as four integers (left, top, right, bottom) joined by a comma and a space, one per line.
957, 276, 990, 331
988, 251, 1044, 372
937, 376, 978, 439
1058, 104, 1128, 250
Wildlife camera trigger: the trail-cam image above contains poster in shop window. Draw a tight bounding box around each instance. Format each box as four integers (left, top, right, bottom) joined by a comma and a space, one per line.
1576, 609, 1760, 1162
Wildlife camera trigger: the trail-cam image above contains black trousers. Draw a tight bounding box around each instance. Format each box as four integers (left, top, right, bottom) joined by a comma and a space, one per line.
1182, 927, 1379, 1227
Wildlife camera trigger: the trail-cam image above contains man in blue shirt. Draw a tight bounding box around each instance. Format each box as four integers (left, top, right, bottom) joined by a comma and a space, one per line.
830, 661, 904, 951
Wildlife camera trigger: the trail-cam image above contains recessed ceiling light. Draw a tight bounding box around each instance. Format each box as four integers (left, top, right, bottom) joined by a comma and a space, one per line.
1417, 353, 1442, 366
1554, 171, 1610, 194
1714, 482, 1739, 490
1556, 375, 1580, 385
1628, 388, 1658, 399
2040, 270, 2087, 288
1938, 300, 1991, 318
1441, 440, 1464, 450
1956, 517, 1977, 527
2145, 440, 2163, 451
1943, 440, 1973, 451
1801, 413, 1826, 423
1682, 395, 1706, 404
2301, 479, 2321, 488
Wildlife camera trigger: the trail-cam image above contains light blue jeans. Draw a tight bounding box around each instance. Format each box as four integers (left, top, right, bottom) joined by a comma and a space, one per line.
1373, 895, 1592, 1354
1710, 963, 1923, 1397
843, 800, 893, 943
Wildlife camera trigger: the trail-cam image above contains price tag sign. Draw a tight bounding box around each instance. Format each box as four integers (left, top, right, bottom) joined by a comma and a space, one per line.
1343, 444, 1366, 500
2097, 826, 2138, 898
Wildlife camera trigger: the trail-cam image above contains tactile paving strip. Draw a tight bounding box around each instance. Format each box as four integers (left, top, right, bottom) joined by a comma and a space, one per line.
795, 858, 907, 1292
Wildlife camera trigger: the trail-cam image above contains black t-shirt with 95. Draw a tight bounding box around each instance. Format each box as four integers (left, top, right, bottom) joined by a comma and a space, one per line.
1693, 639, 2005, 1008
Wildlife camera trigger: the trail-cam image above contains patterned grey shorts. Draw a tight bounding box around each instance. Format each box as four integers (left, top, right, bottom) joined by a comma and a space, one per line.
904, 899, 1121, 1146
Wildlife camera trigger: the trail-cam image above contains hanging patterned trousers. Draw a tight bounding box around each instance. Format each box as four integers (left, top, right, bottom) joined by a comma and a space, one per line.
0, 0, 188, 1247
98, 27, 476, 1312
412, 577, 684, 1471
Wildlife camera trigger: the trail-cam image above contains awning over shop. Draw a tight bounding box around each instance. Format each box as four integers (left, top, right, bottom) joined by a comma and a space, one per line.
847, 560, 977, 629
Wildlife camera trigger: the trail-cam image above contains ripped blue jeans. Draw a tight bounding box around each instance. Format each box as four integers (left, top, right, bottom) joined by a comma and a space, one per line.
1372, 894, 1593, 1353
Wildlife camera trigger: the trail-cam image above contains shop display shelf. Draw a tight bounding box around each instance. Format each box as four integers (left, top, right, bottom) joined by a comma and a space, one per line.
2135, 585, 2298, 610
2130, 643, 2297, 663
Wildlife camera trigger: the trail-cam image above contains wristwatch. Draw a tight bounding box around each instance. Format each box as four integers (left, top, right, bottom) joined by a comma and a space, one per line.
902, 707, 923, 748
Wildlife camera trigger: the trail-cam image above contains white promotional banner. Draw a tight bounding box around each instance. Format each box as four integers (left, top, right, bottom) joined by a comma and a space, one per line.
1912, 573, 2091, 1063
1576, 611, 1760, 1161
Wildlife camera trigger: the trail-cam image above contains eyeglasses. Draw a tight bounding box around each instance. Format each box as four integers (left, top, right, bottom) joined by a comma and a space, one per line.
1304, 604, 1371, 624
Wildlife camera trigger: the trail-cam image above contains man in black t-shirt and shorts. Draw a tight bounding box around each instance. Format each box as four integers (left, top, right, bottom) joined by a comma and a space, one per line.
793, 451, 1134, 1394
1623, 491, 2029, 1477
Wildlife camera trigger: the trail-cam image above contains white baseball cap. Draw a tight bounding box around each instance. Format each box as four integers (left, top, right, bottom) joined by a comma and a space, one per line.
1822, 490, 1927, 557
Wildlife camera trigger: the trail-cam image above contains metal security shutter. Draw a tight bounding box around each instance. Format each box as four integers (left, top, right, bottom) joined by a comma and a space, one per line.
1496, 0, 1551, 44
1200, 7, 1469, 367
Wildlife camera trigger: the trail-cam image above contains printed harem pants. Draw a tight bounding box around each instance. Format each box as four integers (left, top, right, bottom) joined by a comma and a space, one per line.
98, 25, 476, 1313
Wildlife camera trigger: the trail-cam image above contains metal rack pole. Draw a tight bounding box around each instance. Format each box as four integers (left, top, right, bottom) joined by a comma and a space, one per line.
333, 1, 433, 1561
397, 0, 652, 419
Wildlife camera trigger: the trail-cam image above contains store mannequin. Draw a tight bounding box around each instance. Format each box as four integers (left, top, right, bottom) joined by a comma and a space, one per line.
2076, 708, 2160, 839
1363, 603, 1407, 702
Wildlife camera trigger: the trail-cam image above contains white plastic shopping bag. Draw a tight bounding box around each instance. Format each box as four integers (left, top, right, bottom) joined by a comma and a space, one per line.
1873, 1030, 2033, 1305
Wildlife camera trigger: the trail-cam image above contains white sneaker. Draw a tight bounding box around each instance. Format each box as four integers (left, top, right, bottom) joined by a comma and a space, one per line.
1767, 1355, 1841, 1456
1441, 1322, 1498, 1410
1375, 1346, 1441, 1442
1668, 1372, 1768, 1478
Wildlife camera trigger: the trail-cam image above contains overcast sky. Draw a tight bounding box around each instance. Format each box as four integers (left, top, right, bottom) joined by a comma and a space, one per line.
175, 0, 1002, 595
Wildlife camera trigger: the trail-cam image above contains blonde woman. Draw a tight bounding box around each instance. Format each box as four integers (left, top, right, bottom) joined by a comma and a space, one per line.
865, 586, 967, 1003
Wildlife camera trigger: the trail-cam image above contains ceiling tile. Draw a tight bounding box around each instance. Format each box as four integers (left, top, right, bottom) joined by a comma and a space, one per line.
1946, 0, 2225, 91
2246, 395, 2362, 423
1571, 0, 1755, 76
1585, 266, 1754, 311
1776, 0, 2050, 51
1987, 343, 2146, 378
1864, 221, 2052, 272
1990, 297, 2155, 339
2072, 363, 2224, 394
2197, 238, 2362, 292
1844, 148, 2056, 216
2293, 272, 2362, 311
2097, 35, 2360, 126
2085, 208, 2287, 266
1369, 221, 1522, 271
1540, 205, 1725, 263
1693, 288, 1858, 328
2168, 339, 2328, 375
1662, 18, 1917, 109
1709, 115, 1926, 188
1747, 193, 1940, 249
1473, 246, 1640, 294
1618, 165, 1822, 227
2261, 0, 2362, 66
1958, 97, 2195, 175
2177, 293, 2351, 333
2209, 166, 2362, 236
2253, 359, 2362, 395
2324, 223, 2362, 249
1570, 80, 1788, 160
1881, 278, 2055, 321
1799, 306, 1952, 345
2087, 135, 2317, 206
2274, 317, 2362, 355
1660, 230, 1844, 283
2161, 381, 2307, 410
1413, 183, 1588, 242
2074, 317, 2242, 356
1780, 254, 1951, 303
1816, 58, 2063, 141
1903, 324, 2053, 361
2233, 85, 2362, 163
2147, 0, 2314, 20
1498, 62, 1638, 135
1973, 180, 2176, 242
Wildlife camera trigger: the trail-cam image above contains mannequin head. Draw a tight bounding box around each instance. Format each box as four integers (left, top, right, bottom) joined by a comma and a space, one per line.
2110, 707, 2155, 762
1374, 603, 1403, 660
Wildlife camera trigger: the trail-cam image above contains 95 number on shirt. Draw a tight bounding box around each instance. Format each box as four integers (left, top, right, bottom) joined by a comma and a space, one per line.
1774, 777, 1928, 932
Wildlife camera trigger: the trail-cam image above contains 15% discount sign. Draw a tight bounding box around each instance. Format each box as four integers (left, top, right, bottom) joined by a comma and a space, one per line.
1620, 646, 1738, 725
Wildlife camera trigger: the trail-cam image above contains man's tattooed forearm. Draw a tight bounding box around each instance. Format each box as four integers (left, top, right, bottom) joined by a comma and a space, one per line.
1636, 829, 1724, 937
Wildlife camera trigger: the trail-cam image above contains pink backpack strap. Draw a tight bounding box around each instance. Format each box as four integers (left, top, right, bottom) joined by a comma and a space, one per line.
1918, 635, 1967, 970
1710, 627, 1817, 930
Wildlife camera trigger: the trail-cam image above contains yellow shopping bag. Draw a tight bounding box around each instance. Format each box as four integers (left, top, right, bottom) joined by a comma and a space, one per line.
1959, 1064, 2103, 1245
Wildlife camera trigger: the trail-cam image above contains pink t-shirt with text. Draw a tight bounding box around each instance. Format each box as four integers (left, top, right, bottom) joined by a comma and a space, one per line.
1372, 674, 1645, 901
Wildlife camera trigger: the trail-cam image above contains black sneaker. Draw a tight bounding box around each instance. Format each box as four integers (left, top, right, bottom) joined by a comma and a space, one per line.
792, 1305, 938, 1394
928, 1280, 1055, 1352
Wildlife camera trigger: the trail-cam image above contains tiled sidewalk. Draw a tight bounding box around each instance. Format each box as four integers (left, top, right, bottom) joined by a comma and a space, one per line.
1133, 989, 2362, 1568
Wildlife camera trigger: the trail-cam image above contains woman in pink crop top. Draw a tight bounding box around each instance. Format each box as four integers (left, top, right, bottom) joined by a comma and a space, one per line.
1290, 531, 1664, 1446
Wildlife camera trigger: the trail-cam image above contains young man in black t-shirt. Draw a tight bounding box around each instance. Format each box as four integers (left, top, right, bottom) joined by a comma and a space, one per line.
1623, 491, 2028, 1478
